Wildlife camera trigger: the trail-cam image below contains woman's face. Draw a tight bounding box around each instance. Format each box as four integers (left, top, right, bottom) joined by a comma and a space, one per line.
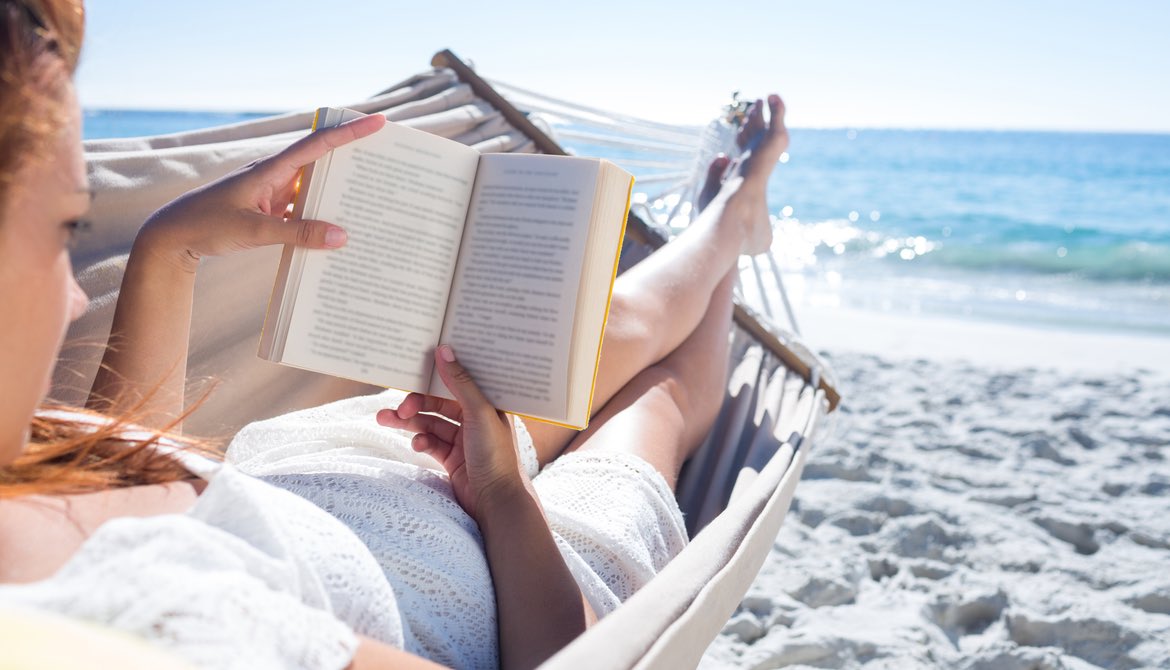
0, 81, 90, 464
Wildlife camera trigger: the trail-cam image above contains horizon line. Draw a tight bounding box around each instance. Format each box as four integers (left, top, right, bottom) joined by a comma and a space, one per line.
80, 106, 1170, 137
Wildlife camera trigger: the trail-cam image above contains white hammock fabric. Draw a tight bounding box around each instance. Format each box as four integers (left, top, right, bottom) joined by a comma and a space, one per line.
63, 70, 542, 436
59, 58, 836, 668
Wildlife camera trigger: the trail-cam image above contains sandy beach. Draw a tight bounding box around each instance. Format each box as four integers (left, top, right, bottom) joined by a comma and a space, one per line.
703, 307, 1170, 669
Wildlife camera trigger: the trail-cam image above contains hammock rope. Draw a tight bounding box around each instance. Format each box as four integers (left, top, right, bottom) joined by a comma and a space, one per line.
496, 80, 805, 339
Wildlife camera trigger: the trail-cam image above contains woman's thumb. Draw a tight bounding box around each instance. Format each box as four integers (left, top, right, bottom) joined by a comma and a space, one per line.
259, 215, 348, 249
435, 345, 491, 417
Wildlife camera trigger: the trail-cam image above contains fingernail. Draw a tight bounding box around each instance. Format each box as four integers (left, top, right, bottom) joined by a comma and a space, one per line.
438, 344, 456, 363
325, 227, 347, 248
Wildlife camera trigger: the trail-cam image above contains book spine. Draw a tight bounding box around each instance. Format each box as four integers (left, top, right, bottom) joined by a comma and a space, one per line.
258, 107, 344, 361
577, 173, 634, 429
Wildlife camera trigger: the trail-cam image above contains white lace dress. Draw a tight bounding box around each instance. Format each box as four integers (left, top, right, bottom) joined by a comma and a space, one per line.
0, 390, 687, 669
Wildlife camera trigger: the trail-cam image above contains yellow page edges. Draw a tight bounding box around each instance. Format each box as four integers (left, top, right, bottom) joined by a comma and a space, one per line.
579, 174, 635, 431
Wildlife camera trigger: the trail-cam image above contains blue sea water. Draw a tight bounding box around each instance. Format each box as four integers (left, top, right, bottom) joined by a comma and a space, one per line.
571, 126, 1170, 337
83, 109, 276, 139
83, 110, 1170, 336
771, 129, 1170, 335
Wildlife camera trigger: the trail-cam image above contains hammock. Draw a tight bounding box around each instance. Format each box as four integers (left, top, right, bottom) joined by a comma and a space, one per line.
56, 50, 841, 668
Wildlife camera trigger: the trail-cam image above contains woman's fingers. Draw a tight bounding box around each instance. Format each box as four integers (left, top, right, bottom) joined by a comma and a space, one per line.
376, 408, 460, 444
433, 345, 498, 423
393, 393, 425, 418
256, 213, 346, 247
412, 432, 454, 464
260, 113, 386, 186
249, 213, 348, 249
394, 391, 464, 423
233, 114, 389, 251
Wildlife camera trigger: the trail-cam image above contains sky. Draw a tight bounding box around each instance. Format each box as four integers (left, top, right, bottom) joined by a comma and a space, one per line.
76, 0, 1170, 132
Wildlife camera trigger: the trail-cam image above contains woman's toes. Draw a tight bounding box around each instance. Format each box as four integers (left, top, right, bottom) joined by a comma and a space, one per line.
737, 99, 766, 150
737, 94, 789, 187
768, 95, 784, 127
697, 154, 731, 212
766, 95, 788, 144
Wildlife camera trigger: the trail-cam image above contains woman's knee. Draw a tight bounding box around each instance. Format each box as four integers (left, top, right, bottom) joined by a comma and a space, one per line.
636, 363, 714, 440
569, 363, 711, 487
655, 352, 725, 416
630, 364, 720, 475
604, 288, 660, 362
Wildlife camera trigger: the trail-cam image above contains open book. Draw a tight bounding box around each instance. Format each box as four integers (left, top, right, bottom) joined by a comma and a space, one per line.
259, 109, 633, 429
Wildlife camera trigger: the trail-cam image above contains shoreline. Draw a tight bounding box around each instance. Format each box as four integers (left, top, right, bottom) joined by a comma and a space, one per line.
797, 304, 1170, 378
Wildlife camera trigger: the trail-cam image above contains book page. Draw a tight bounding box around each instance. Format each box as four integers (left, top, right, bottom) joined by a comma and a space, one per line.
281, 123, 480, 390
433, 154, 599, 420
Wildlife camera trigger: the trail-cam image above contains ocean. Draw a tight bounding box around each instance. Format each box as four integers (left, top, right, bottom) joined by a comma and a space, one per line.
83, 109, 1170, 337
83, 109, 275, 140
764, 129, 1170, 336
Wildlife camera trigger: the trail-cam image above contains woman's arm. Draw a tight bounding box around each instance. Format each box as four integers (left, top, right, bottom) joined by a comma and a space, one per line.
86, 228, 196, 428
477, 476, 598, 669
378, 346, 595, 669
86, 114, 386, 428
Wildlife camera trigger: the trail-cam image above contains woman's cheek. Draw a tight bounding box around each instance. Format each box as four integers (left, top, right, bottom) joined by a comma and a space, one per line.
41, 256, 83, 396
67, 272, 88, 322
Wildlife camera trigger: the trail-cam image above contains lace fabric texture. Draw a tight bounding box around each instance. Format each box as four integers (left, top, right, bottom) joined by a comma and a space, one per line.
0, 465, 401, 670
1, 388, 688, 669
534, 451, 689, 616
228, 388, 688, 666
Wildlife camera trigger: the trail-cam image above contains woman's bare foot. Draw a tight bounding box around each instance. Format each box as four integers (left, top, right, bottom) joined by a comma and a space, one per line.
697, 97, 775, 212
697, 154, 732, 212
696, 94, 789, 255
736, 98, 768, 155
736, 95, 788, 190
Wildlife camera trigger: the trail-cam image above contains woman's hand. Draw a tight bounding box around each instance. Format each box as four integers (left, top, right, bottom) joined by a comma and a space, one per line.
376, 345, 527, 521
87, 114, 385, 426
137, 113, 386, 272
378, 346, 597, 668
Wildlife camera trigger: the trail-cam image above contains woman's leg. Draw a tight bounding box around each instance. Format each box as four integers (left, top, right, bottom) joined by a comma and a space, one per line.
527, 95, 788, 465
556, 269, 736, 488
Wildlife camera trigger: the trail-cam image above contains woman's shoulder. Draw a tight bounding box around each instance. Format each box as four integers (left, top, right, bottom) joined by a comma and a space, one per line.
0, 506, 372, 670
0, 465, 408, 666
0, 480, 201, 584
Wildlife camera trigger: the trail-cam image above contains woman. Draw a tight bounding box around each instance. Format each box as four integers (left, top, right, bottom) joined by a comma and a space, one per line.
0, 0, 790, 668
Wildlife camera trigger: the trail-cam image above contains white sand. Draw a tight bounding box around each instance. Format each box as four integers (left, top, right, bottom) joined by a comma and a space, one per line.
703, 308, 1170, 669
799, 305, 1170, 378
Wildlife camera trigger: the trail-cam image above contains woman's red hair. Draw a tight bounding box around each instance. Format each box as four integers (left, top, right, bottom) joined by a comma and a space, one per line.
0, 0, 82, 206
0, 0, 210, 497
